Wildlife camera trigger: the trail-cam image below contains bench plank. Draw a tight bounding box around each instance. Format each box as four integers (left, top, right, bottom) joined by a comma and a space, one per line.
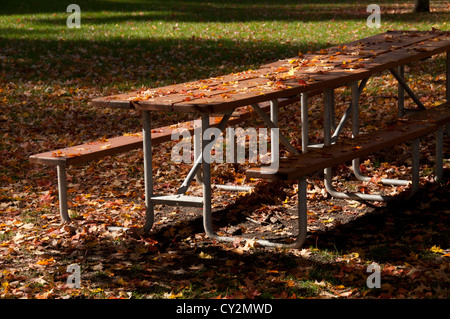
246, 102, 450, 181
30, 97, 298, 167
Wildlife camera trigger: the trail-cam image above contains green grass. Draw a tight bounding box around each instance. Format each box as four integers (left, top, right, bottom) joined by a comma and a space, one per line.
1, 0, 449, 91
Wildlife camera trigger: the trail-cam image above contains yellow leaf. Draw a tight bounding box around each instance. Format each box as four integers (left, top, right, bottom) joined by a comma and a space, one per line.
199, 251, 213, 259
165, 291, 183, 299
430, 245, 444, 254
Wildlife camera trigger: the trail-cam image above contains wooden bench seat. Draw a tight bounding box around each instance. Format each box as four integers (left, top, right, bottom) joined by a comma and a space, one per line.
241, 102, 449, 248
29, 116, 231, 222
29, 97, 302, 223
29, 95, 304, 167
247, 102, 450, 181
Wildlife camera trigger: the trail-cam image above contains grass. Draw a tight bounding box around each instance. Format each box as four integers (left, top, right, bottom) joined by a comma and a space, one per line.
1, 1, 449, 88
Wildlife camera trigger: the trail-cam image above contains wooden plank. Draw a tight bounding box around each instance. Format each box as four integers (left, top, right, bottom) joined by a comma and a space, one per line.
246, 102, 450, 181
30, 103, 280, 166
29, 135, 144, 166
91, 31, 450, 113
246, 122, 434, 181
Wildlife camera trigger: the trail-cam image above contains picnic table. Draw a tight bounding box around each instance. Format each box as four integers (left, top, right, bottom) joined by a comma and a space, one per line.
90, 30, 450, 248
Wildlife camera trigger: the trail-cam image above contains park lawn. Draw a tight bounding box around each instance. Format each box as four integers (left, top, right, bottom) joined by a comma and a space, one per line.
0, 0, 449, 299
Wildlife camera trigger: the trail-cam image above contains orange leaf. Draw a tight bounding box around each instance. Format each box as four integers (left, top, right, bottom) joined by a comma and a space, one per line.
36, 257, 54, 265
298, 79, 308, 87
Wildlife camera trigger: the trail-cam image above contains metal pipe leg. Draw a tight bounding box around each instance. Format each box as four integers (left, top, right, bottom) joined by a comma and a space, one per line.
390, 68, 426, 110
291, 177, 307, 249
406, 138, 421, 199
323, 88, 333, 146
301, 93, 309, 153
352, 158, 410, 186
249, 177, 308, 249
435, 127, 444, 182
324, 167, 391, 201
251, 103, 299, 155
330, 78, 368, 144
270, 99, 279, 157
326, 138, 421, 202
331, 103, 352, 144
193, 119, 204, 186
56, 163, 70, 222
351, 81, 359, 138
178, 113, 233, 194
398, 65, 405, 117
350, 79, 410, 187
446, 51, 450, 102
330, 89, 336, 131
143, 110, 155, 233
201, 114, 215, 238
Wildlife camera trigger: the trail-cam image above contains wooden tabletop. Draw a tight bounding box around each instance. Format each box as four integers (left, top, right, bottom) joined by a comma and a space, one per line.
91, 30, 450, 114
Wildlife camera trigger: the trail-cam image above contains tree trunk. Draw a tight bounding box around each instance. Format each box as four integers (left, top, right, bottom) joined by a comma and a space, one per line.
414, 0, 430, 12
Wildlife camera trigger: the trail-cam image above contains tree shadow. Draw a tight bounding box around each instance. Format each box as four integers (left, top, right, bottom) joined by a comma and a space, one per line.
0, 36, 318, 85
3, 0, 449, 25
312, 169, 450, 263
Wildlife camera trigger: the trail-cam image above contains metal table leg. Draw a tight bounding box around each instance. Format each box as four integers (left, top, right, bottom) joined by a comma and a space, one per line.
251, 103, 299, 156
301, 92, 309, 153
142, 110, 155, 233
270, 99, 279, 157
57, 163, 70, 222
447, 51, 450, 103
201, 114, 215, 239
398, 65, 405, 117
435, 127, 444, 182
200, 107, 307, 249
193, 119, 204, 186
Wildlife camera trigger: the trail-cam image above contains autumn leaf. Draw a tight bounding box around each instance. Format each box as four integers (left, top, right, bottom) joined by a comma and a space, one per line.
39, 191, 54, 204
36, 257, 54, 265
429, 245, 444, 254
199, 251, 213, 259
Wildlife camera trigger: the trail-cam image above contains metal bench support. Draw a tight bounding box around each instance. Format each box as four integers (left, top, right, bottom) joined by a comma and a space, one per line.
390, 68, 426, 111
324, 138, 421, 201
251, 103, 300, 156
56, 163, 70, 222
198, 113, 307, 249
436, 127, 444, 182
301, 92, 309, 152
322, 82, 421, 201
447, 51, 450, 103
349, 80, 413, 188
398, 65, 405, 117
143, 110, 155, 232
